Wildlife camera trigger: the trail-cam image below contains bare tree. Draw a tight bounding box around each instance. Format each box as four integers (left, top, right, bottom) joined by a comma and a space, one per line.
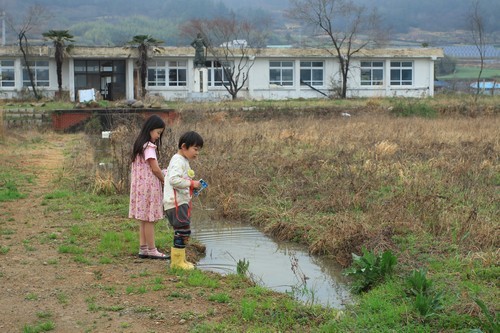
7, 5, 50, 100
287, 0, 382, 98
182, 15, 267, 100
468, 0, 486, 101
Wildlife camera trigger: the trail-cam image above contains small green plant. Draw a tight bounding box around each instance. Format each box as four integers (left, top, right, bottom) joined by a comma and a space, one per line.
344, 247, 397, 293
406, 269, 443, 320
472, 298, 499, 333
0, 246, 9, 254
25, 293, 39, 301
167, 291, 192, 300
85, 296, 100, 312
241, 298, 257, 321
208, 292, 231, 303
36, 311, 52, 319
58, 244, 85, 254
407, 269, 432, 296
180, 311, 196, 320
23, 321, 55, 333
134, 306, 153, 313
414, 291, 443, 319
120, 322, 131, 328
236, 258, 250, 276
56, 291, 69, 305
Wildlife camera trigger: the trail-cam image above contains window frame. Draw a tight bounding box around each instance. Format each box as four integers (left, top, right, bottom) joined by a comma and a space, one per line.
148, 60, 187, 87
300, 61, 324, 87
0, 60, 15, 87
390, 61, 413, 86
360, 61, 384, 86
269, 61, 294, 86
167, 61, 187, 87
205, 60, 231, 87
147, 60, 167, 87
23, 60, 50, 87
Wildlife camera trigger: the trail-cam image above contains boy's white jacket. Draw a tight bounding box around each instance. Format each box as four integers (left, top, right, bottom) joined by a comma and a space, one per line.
163, 153, 192, 210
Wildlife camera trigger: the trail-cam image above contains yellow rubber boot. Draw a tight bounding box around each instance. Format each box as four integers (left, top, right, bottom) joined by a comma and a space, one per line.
170, 247, 194, 270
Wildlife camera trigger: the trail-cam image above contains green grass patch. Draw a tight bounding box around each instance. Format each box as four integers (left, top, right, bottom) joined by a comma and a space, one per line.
167, 291, 192, 301
438, 66, 500, 80
0, 169, 35, 202
22, 321, 56, 333
44, 190, 72, 200
208, 292, 231, 303
184, 269, 219, 289
0, 246, 9, 254
58, 244, 85, 255
0, 180, 27, 201
390, 99, 438, 118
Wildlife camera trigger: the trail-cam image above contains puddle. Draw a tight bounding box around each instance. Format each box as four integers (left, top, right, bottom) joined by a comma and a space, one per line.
191, 214, 351, 308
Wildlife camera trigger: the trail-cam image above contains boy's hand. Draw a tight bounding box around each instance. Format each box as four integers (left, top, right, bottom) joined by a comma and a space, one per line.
192, 180, 202, 189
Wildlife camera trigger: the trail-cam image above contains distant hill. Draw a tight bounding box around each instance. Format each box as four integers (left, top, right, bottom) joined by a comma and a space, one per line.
3, 0, 499, 46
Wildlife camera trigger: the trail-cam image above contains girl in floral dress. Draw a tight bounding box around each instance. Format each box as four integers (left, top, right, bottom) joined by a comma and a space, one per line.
129, 115, 168, 259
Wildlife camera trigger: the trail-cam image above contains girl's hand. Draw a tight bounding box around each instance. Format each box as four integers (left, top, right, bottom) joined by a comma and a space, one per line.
192, 180, 201, 189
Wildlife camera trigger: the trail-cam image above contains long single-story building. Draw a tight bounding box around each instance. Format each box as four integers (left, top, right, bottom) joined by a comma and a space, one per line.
0, 45, 443, 101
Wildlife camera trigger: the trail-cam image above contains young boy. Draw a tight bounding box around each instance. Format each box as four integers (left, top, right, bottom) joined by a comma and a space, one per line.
163, 131, 204, 269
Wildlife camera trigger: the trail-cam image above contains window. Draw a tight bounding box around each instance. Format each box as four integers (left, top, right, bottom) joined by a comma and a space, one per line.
23, 61, 49, 87
360, 61, 384, 86
0, 60, 15, 87
148, 60, 187, 87
148, 61, 166, 87
168, 61, 187, 86
390, 61, 413, 86
205, 60, 231, 87
270, 61, 293, 86
300, 61, 323, 86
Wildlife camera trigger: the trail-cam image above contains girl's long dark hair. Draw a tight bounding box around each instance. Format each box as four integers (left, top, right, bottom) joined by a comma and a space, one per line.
131, 115, 166, 162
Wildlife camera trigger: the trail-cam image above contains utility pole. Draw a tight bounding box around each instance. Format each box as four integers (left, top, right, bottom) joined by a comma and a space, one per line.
1, 11, 5, 46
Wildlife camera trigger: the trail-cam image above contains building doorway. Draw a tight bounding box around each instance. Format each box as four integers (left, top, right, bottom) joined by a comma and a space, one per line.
74, 60, 126, 101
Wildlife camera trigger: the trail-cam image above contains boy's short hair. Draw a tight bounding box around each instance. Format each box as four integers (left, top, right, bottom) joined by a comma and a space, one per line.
179, 131, 204, 149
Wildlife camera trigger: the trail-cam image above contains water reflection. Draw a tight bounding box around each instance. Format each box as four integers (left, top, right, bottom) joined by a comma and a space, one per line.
191, 215, 351, 308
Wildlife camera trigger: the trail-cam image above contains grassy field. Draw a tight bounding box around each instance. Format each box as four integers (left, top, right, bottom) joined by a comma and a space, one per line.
1, 96, 499, 332
438, 66, 500, 80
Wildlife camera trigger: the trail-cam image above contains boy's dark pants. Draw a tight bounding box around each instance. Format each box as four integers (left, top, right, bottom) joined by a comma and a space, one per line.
165, 204, 190, 248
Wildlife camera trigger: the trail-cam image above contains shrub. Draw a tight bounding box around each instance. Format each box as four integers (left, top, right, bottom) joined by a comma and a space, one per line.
390, 99, 437, 118
343, 247, 397, 293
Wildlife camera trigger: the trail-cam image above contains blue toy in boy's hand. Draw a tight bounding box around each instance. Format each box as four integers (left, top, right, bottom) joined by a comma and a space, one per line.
194, 179, 208, 196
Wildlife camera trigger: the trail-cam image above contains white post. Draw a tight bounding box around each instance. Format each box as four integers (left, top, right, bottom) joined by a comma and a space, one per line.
193, 67, 208, 93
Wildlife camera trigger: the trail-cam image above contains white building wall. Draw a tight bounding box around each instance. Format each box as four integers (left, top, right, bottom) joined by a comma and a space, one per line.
346, 58, 435, 98
0, 46, 441, 101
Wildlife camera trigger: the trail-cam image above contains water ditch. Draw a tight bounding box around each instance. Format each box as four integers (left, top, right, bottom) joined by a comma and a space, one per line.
191, 210, 351, 308
94, 133, 351, 308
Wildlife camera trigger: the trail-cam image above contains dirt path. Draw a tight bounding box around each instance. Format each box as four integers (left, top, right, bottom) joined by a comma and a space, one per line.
0, 133, 230, 333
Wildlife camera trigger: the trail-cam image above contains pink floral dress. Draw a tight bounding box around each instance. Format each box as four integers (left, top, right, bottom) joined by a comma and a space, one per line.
129, 142, 163, 222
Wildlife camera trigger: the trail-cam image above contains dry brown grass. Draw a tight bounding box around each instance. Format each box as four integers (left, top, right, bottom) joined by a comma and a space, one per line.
73, 106, 498, 268
192, 112, 499, 267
